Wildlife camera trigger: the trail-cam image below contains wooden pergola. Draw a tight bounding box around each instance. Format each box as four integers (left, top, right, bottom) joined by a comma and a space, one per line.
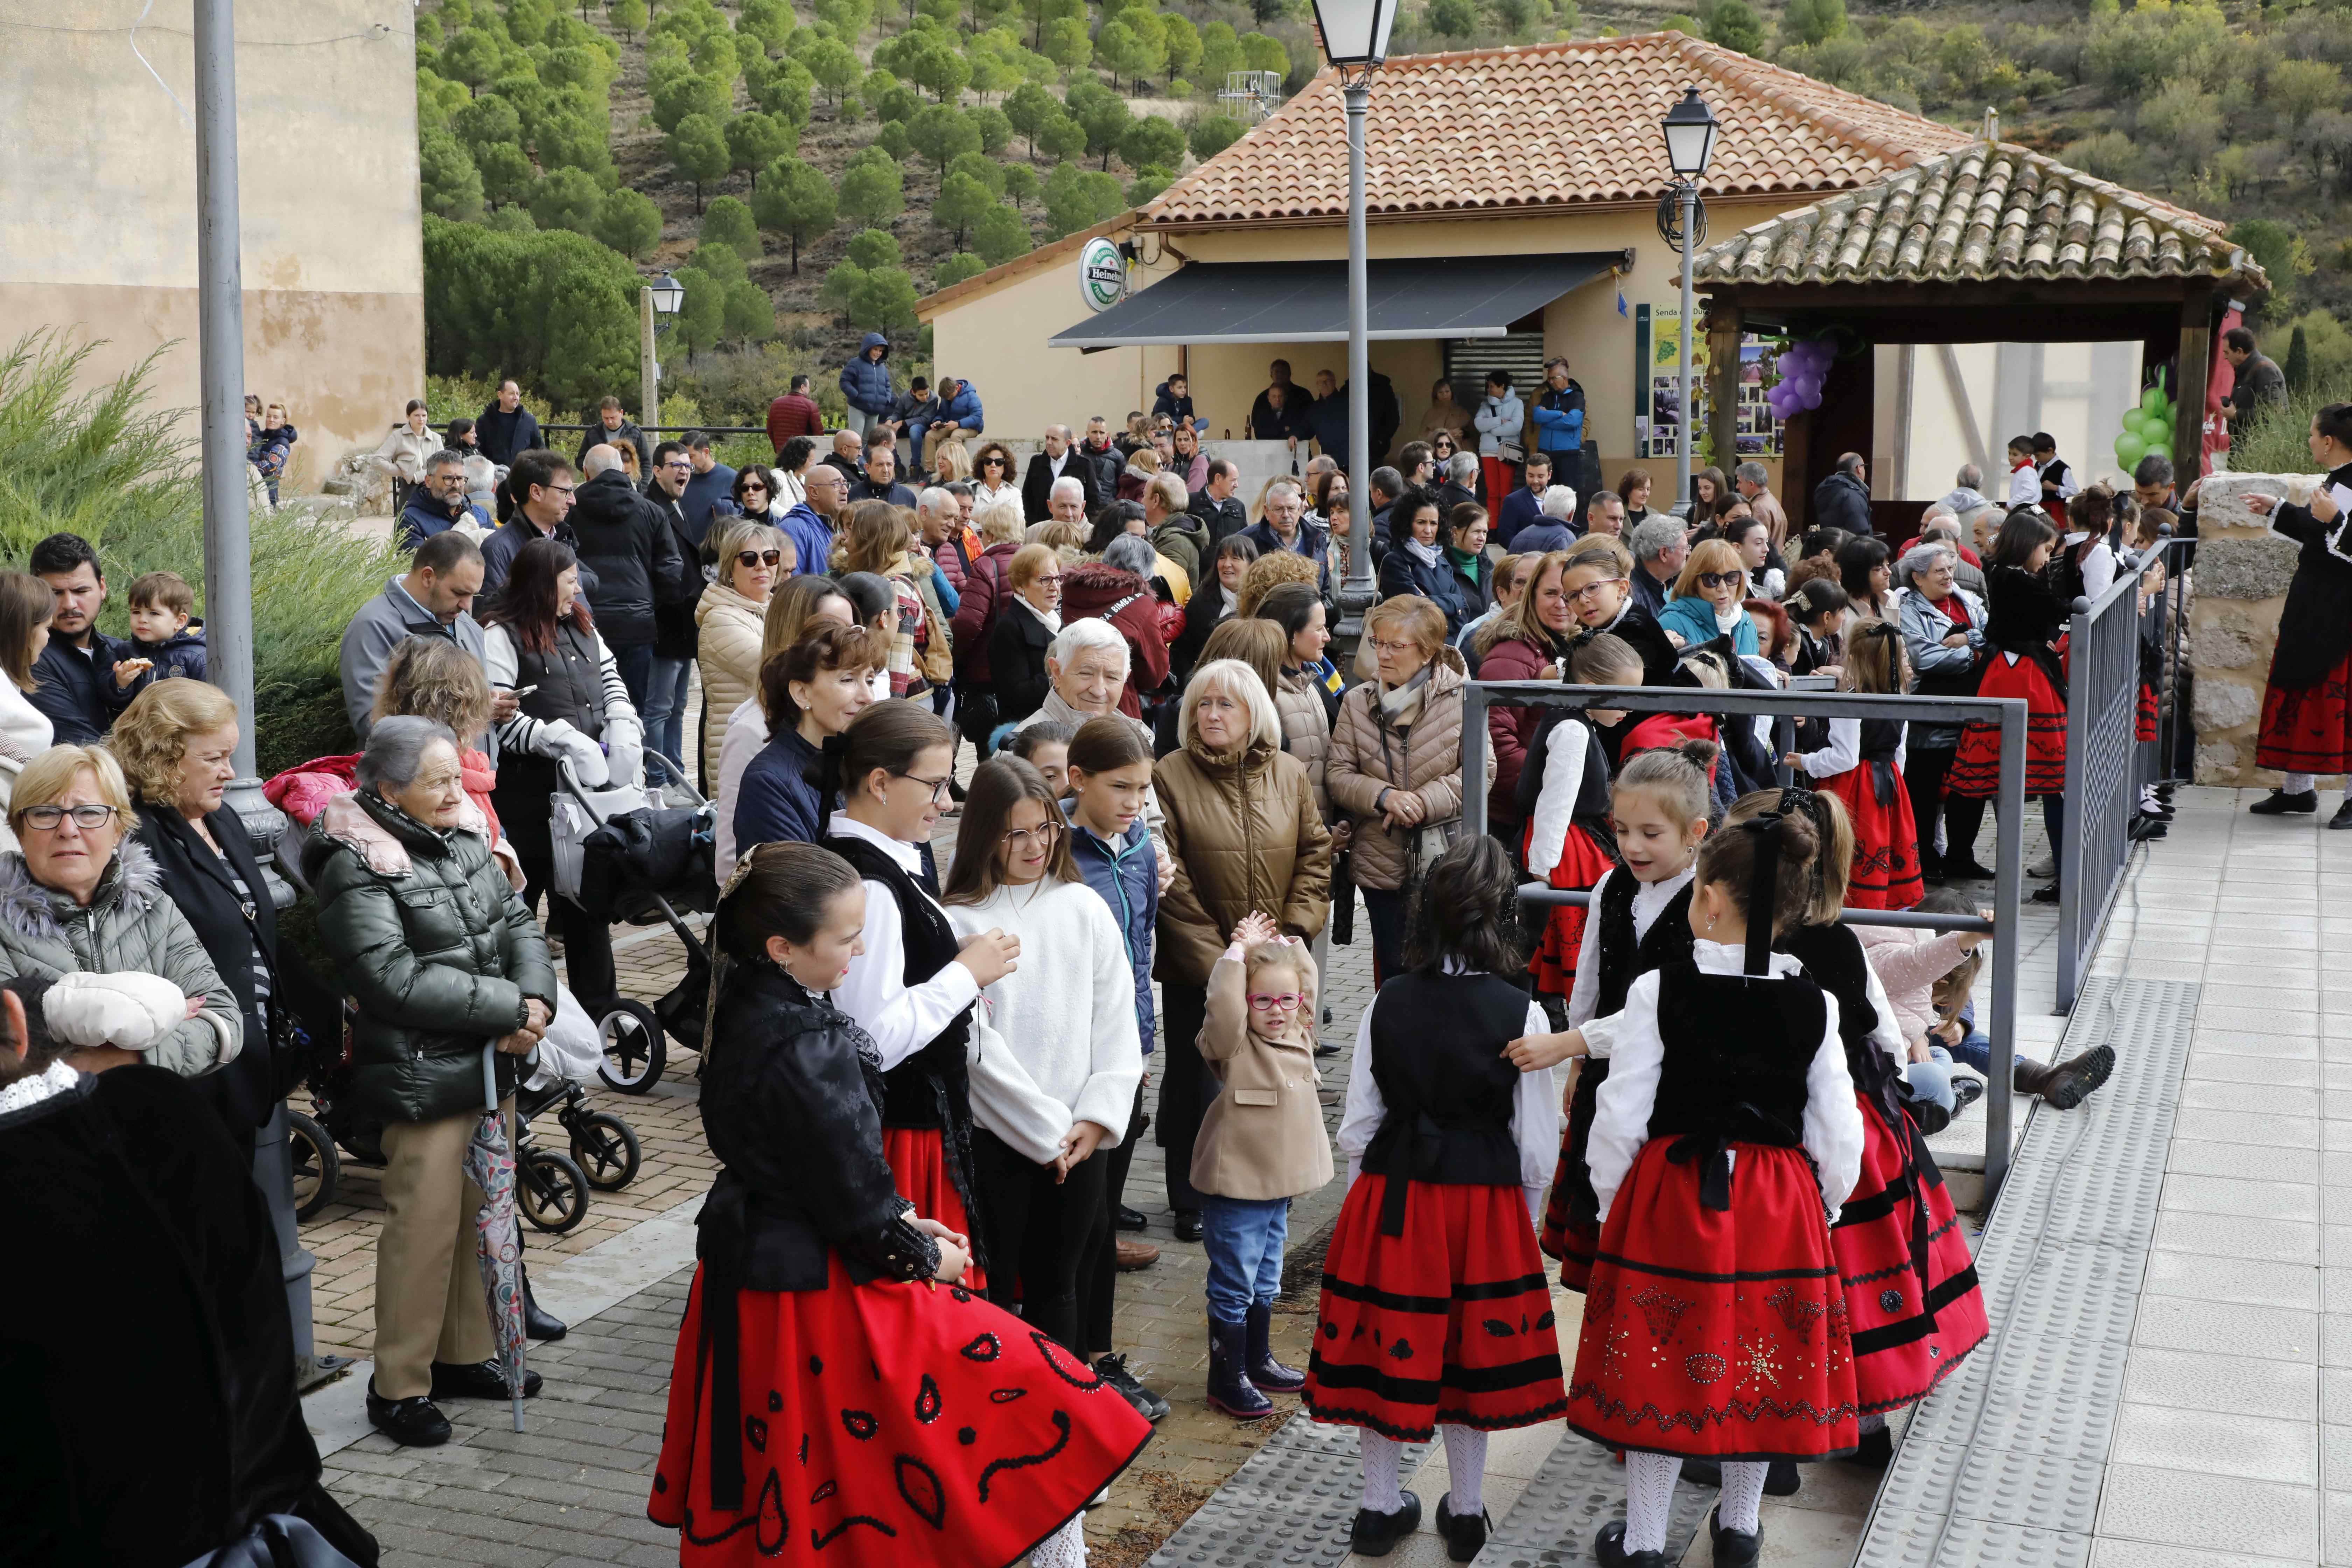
1694, 126, 2268, 529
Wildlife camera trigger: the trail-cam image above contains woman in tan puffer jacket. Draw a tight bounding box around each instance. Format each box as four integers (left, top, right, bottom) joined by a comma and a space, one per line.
694, 518, 788, 786
1152, 657, 1332, 1238
1324, 595, 1488, 983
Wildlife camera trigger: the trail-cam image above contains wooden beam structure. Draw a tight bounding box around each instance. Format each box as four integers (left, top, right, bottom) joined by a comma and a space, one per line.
2175, 284, 2214, 482
1706, 301, 1744, 479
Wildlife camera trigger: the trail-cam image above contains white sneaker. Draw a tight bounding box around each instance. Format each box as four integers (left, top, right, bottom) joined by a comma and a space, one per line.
2027, 854, 2056, 878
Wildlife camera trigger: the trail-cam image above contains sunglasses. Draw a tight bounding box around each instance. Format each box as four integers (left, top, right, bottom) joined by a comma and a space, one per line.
736, 549, 784, 568
1696, 570, 1744, 591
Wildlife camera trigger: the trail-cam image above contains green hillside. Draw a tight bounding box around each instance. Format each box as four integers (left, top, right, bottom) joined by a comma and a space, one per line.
412, 0, 2352, 429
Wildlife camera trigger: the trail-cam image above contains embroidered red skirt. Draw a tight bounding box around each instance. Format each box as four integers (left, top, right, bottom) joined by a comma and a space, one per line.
1947, 653, 2066, 798
2256, 650, 2352, 775
882, 1126, 985, 1291
1539, 1062, 1606, 1293
1818, 765, 1923, 911
1830, 1098, 1988, 1414
650, 1265, 1150, 1567
1566, 1140, 1858, 1461
1526, 823, 1616, 997
1305, 1176, 1567, 1442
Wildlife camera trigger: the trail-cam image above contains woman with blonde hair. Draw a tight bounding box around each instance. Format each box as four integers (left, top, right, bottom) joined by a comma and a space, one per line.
988, 543, 1063, 726
1657, 537, 1762, 656
0, 571, 54, 846
1237, 549, 1320, 618
930, 438, 974, 486
695, 515, 790, 786
837, 500, 949, 699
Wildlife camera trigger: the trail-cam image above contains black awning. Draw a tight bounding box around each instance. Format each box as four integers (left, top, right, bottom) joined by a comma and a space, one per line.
1048, 252, 1621, 349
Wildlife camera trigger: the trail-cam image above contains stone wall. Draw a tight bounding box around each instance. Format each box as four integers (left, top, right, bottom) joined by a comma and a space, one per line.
2189, 471, 2324, 784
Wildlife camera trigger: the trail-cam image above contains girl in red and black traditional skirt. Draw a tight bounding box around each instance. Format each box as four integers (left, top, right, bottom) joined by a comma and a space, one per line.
1309, 837, 1567, 1565
1516, 633, 1648, 1004
1730, 790, 1990, 1471
1785, 621, 1923, 911
650, 843, 1151, 1568
1942, 510, 2066, 902
2244, 403, 2352, 825
822, 703, 1021, 1288
1515, 739, 1717, 1291
1565, 802, 1863, 1568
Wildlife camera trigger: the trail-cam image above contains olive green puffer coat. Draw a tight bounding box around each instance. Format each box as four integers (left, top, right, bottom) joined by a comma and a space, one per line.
308, 790, 558, 1126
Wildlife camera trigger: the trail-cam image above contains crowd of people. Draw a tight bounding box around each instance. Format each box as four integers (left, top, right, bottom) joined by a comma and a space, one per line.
14, 340, 2337, 1568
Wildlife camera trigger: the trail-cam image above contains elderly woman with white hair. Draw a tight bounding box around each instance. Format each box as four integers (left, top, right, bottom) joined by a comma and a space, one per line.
1896, 538, 1988, 882
1150, 657, 1332, 1241
1509, 484, 1579, 556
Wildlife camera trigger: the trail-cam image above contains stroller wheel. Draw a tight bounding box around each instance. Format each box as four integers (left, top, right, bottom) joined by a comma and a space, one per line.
596, 999, 667, 1094
286, 1110, 339, 1222
571, 1110, 643, 1191
520, 1147, 591, 1234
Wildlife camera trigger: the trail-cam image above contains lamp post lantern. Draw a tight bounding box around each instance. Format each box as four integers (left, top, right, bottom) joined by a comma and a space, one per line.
640, 272, 685, 433
1661, 87, 1719, 515
1308, 0, 1396, 628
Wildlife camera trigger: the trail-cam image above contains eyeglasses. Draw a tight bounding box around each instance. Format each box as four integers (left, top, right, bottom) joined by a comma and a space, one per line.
1002, 820, 1061, 852
1696, 570, 1744, 591
547, 483, 576, 497
1370, 638, 1422, 656
1247, 992, 1305, 1011
894, 772, 955, 803
1033, 573, 1063, 588
736, 549, 784, 568
21, 804, 118, 831
662, 460, 691, 472
1563, 580, 1620, 603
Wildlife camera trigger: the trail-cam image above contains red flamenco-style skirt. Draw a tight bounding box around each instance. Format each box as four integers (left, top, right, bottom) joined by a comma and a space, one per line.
1539, 1066, 1608, 1293
1946, 651, 2066, 799
881, 1127, 985, 1291
650, 1266, 1151, 1568
1830, 1099, 1989, 1414
1304, 1176, 1567, 1442
1816, 765, 1924, 911
1566, 1141, 1858, 1461
2256, 650, 2352, 775
1526, 821, 1617, 998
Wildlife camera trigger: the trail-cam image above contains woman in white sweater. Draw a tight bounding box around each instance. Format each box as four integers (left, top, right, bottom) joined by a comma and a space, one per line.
943, 754, 1143, 1360
0, 573, 55, 852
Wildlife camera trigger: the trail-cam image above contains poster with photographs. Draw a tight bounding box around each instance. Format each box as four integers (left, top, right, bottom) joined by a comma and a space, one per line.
1642, 309, 1783, 460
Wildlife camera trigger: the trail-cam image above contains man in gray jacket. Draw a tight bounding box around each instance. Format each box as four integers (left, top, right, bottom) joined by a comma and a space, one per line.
338, 532, 504, 742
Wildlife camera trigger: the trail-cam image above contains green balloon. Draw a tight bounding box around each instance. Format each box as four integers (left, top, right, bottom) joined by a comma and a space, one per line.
2141, 387, 2168, 415
2144, 442, 2172, 464
2115, 433, 2148, 466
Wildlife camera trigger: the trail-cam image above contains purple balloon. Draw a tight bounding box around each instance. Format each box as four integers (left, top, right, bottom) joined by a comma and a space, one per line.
1801, 387, 1823, 411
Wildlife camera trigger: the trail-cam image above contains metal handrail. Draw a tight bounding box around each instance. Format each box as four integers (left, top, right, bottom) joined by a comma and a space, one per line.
1462, 679, 2029, 1201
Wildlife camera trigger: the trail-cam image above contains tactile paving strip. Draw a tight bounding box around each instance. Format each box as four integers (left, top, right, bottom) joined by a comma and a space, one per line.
1855, 978, 2199, 1568
1474, 1432, 1715, 1564
1143, 1417, 1429, 1568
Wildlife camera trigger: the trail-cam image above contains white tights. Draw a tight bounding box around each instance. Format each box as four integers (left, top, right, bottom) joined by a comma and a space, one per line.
1031, 1515, 1086, 1568
2288, 772, 2317, 794
1623, 1452, 1768, 1551
1361, 1432, 1405, 1513
1360, 1426, 1491, 1517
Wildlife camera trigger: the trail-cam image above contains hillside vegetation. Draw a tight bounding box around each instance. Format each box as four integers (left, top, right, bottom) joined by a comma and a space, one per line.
412, 0, 2352, 429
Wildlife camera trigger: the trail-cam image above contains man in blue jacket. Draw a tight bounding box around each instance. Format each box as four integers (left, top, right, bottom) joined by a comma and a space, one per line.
913, 375, 983, 469
1492, 451, 1554, 548
838, 332, 896, 444
1528, 357, 1596, 520
1240, 480, 1333, 603
396, 451, 489, 548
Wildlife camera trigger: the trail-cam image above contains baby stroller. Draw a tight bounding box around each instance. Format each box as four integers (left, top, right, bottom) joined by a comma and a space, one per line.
553, 752, 718, 1095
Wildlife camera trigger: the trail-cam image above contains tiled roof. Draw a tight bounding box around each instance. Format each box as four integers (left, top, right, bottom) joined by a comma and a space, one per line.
1141, 32, 1977, 227
1694, 135, 2263, 290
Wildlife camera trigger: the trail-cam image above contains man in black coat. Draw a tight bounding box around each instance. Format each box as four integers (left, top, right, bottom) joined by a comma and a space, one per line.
850, 443, 918, 508
1186, 456, 1249, 546
572, 395, 653, 474
474, 379, 541, 468
569, 444, 691, 707
27, 532, 127, 744
1812, 452, 1875, 537
643, 440, 709, 770
1021, 424, 1101, 522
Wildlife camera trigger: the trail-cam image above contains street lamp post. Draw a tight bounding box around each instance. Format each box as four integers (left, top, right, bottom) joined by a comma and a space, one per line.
640, 271, 686, 432
1308, 0, 1396, 630
1661, 88, 1720, 515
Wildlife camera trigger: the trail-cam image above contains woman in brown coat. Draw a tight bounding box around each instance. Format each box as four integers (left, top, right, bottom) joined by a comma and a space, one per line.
1153, 657, 1332, 1242
1325, 594, 1489, 984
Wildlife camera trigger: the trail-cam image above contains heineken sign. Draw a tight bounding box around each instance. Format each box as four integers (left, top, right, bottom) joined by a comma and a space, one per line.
1078, 238, 1126, 313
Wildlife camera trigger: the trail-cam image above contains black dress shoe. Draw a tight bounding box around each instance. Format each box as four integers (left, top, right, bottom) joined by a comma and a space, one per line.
524, 1280, 568, 1343
1943, 859, 1996, 881
366, 1381, 451, 1447
430, 1358, 544, 1400
1115, 1204, 1149, 1233
2252, 788, 2319, 815
1312, 1041, 1342, 1059
2331, 802, 2352, 830
1174, 1210, 1204, 1242
1707, 1506, 1763, 1567
1592, 1520, 1667, 1567
2030, 884, 2060, 904
1434, 1494, 1488, 1563
1845, 1426, 1895, 1470
1348, 1492, 1422, 1557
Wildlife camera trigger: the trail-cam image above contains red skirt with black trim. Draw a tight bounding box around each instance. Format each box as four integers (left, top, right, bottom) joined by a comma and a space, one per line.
1304, 1176, 1567, 1442
1539, 1063, 1605, 1293
2137, 683, 2158, 745
649, 1266, 1151, 1568
1817, 766, 1923, 911
2257, 650, 2352, 775
1947, 652, 2066, 798
882, 1127, 985, 1291
1526, 824, 1617, 998
1830, 1097, 1989, 1414
1565, 1140, 1858, 1461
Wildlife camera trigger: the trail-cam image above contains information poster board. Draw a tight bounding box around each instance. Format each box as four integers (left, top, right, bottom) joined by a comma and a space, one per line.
1634, 306, 1784, 461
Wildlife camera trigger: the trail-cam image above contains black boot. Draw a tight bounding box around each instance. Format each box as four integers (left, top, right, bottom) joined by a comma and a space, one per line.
1205, 1317, 1272, 1418
523, 1264, 567, 1343
2251, 788, 2318, 815
2014, 1044, 2115, 1110
1244, 1302, 1306, 1393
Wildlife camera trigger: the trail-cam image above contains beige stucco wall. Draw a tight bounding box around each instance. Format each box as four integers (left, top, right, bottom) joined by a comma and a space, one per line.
0, 0, 424, 493
929, 243, 1185, 441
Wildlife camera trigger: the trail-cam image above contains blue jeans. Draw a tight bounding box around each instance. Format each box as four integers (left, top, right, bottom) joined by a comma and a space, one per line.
642, 655, 693, 766
1200, 1194, 1289, 1325
1905, 1044, 1958, 1113
609, 640, 654, 714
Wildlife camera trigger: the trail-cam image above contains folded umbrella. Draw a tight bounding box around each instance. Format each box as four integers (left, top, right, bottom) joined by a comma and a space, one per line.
462, 1042, 528, 1433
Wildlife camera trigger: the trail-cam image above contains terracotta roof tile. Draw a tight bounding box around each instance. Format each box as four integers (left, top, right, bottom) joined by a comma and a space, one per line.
1143, 33, 1977, 227
1695, 137, 2264, 290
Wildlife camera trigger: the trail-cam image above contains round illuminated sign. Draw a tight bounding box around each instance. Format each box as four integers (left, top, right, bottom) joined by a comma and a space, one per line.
1078, 238, 1127, 313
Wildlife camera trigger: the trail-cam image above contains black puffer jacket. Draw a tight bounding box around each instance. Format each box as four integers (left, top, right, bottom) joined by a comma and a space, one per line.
307, 790, 557, 1126
568, 469, 691, 648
